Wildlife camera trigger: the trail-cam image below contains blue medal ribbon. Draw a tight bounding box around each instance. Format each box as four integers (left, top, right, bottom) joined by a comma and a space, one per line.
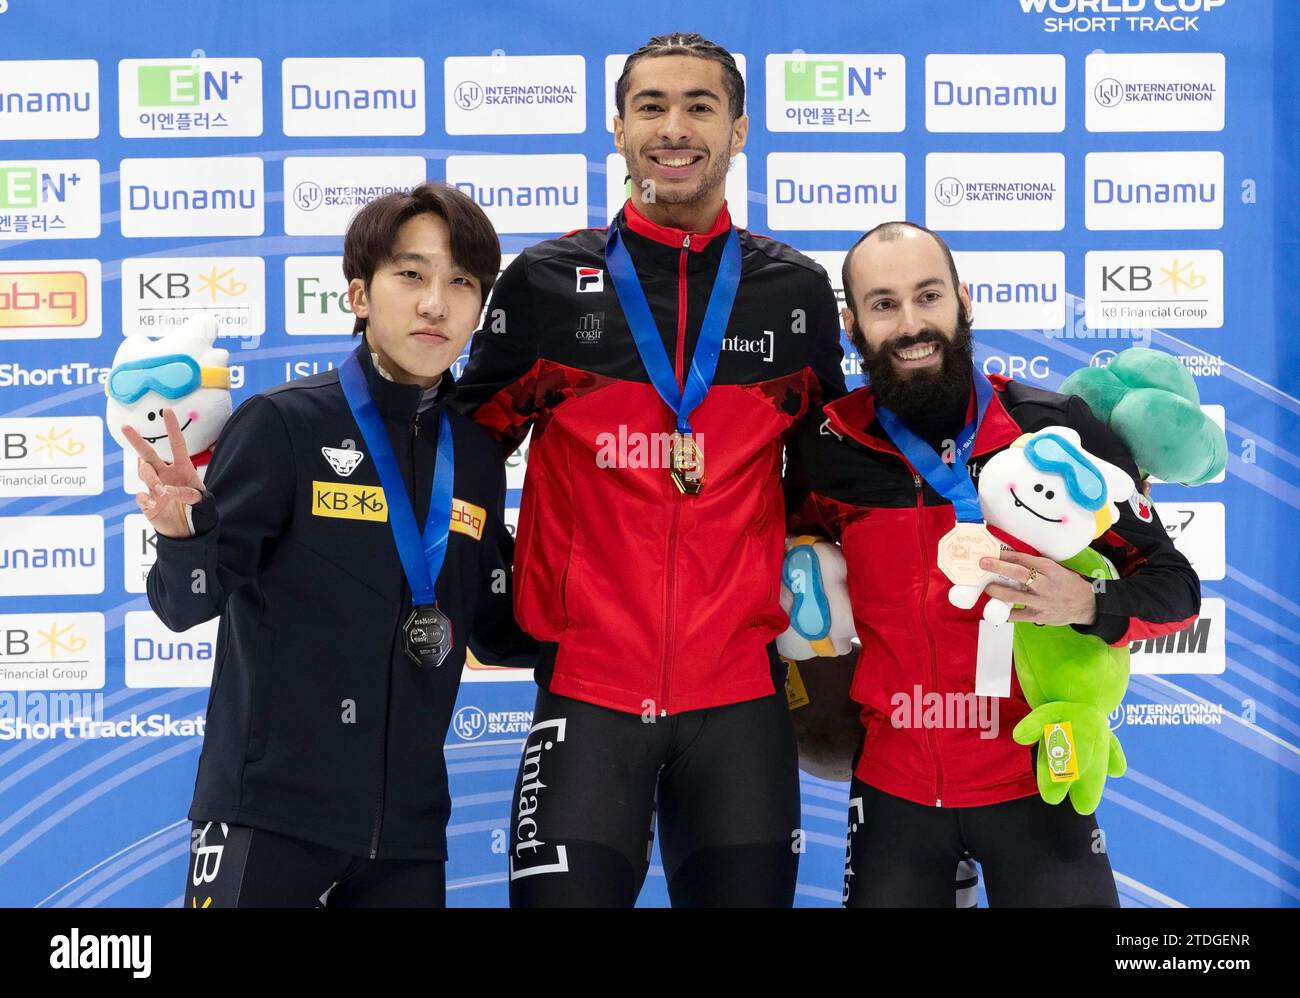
874, 365, 994, 523
338, 351, 454, 607
605, 223, 741, 435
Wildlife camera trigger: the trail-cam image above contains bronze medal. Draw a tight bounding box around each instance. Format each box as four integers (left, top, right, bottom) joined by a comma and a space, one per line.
936, 522, 1002, 586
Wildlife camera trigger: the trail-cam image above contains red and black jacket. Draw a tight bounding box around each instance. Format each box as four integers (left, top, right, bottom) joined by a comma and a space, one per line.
454, 199, 846, 715
785, 376, 1201, 807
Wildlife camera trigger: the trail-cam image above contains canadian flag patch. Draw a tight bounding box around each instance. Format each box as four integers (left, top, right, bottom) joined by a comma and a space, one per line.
1129, 492, 1155, 522
322, 446, 365, 477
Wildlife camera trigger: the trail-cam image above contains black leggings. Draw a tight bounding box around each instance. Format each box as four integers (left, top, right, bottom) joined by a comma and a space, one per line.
183, 821, 446, 908
844, 779, 1120, 908
507, 685, 802, 908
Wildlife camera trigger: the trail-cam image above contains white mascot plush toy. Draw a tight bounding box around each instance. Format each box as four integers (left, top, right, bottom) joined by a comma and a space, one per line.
104, 315, 232, 477
776, 535, 856, 660
947, 425, 1135, 623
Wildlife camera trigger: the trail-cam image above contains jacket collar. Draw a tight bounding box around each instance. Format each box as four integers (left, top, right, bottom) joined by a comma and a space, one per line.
822, 372, 1023, 462
620, 197, 732, 252
351, 337, 457, 422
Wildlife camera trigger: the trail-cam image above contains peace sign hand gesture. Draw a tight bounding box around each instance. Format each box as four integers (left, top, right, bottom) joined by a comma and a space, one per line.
120, 407, 206, 539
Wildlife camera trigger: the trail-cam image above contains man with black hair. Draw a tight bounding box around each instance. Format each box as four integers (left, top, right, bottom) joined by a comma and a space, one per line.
786, 221, 1200, 906
129, 182, 533, 907
456, 32, 846, 907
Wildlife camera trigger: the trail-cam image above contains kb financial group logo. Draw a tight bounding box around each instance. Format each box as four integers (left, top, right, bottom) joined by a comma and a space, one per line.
0, 612, 106, 692
118, 58, 263, 137
764, 53, 906, 132
445, 55, 585, 134
0, 60, 99, 140
0, 417, 103, 497
1085, 250, 1223, 328
121, 257, 266, 336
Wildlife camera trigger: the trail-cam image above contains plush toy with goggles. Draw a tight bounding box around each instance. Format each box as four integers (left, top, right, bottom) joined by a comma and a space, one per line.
105, 316, 231, 472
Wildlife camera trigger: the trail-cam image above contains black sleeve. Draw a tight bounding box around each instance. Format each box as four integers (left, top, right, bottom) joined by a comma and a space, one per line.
809, 270, 848, 403
783, 415, 836, 541
146, 396, 295, 633
468, 453, 538, 668
1066, 395, 1202, 646
452, 253, 540, 456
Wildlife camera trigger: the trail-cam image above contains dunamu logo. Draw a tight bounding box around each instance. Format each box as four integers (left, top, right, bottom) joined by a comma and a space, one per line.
126, 184, 257, 211
452, 180, 579, 208
773, 178, 898, 205
288, 84, 417, 110
931, 81, 1058, 107
1092, 178, 1216, 204
510, 718, 569, 879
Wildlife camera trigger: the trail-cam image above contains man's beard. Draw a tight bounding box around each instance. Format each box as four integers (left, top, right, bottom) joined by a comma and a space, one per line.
626, 145, 731, 208
861, 316, 975, 421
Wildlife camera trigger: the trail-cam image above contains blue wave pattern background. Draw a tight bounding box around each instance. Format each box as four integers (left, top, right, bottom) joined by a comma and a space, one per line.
0, 0, 1296, 907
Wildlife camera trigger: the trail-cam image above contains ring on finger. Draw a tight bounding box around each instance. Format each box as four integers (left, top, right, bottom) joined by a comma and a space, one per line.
1023, 567, 1041, 591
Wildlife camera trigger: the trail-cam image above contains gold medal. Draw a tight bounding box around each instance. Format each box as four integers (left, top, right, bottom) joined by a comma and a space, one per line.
936, 522, 1002, 586
670, 432, 704, 495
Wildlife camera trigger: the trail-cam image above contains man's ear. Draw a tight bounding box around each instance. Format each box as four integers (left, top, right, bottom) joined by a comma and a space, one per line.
959, 282, 973, 325
347, 277, 369, 319
730, 113, 749, 157
841, 307, 857, 340
613, 115, 626, 157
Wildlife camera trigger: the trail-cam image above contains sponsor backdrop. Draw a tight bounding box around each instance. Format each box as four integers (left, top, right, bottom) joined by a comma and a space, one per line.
0, 0, 1296, 908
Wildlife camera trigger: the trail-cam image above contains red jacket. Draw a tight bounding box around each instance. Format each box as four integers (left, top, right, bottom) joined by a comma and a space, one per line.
786, 377, 1201, 807
455, 200, 846, 714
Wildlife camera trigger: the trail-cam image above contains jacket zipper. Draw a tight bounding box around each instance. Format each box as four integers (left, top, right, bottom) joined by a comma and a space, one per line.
368, 407, 422, 858
913, 471, 945, 809
659, 233, 692, 717
674, 234, 690, 384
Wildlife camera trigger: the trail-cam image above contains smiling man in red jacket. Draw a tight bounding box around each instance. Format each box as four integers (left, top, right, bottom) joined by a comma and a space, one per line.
785, 221, 1200, 906
455, 32, 845, 907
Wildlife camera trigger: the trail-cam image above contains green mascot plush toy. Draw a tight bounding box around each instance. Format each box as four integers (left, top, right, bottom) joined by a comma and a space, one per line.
1059, 347, 1227, 487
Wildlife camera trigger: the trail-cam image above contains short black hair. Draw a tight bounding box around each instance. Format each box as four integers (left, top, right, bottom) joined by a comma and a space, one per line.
615, 32, 745, 120
841, 221, 963, 334
343, 181, 501, 336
